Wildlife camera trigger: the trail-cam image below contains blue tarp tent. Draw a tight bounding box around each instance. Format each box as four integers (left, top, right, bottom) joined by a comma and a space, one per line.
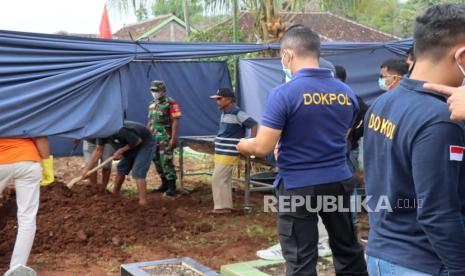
0, 29, 412, 155
50, 61, 232, 155
0, 30, 266, 139
238, 40, 413, 121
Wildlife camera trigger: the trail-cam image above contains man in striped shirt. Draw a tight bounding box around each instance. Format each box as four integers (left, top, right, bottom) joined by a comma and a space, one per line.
209, 88, 257, 214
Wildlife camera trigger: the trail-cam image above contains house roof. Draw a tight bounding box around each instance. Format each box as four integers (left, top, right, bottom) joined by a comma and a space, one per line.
55, 31, 97, 38
233, 11, 398, 42
113, 14, 195, 41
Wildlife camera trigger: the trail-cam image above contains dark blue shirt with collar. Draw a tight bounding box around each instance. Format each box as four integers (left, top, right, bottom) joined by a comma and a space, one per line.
261, 68, 359, 189
364, 78, 465, 275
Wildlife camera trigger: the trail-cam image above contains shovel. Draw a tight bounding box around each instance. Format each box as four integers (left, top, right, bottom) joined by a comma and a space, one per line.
66, 156, 114, 189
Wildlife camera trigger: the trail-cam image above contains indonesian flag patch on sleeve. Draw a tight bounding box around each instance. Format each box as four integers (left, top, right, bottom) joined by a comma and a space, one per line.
450, 146, 464, 161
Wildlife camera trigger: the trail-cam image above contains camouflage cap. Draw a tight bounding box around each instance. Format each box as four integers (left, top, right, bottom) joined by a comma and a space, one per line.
151, 80, 166, 91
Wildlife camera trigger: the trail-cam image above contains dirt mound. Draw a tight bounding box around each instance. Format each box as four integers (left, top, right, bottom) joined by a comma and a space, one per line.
0, 193, 16, 232
0, 180, 272, 274
2, 182, 202, 258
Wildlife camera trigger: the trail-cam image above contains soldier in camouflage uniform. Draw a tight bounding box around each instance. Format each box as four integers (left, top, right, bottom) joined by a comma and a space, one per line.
148, 80, 182, 196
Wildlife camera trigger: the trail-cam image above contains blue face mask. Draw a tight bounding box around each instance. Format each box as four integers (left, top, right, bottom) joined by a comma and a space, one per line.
378, 78, 388, 91
283, 66, 292, 81
281, 53, 293, 81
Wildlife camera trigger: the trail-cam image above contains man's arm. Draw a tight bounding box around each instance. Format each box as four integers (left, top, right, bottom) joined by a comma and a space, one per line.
412, 122, 465, 275
112, 130, 143, 160
237, 125, 282, 157
250, 124, 258, 138
113, 140, 142, 160
33, 137, 50, 159
238, 87, 286, 158
82, 144, 105, 177
169, 118, 180, 150
169, 100, 182, 150
236, 110, 257, 138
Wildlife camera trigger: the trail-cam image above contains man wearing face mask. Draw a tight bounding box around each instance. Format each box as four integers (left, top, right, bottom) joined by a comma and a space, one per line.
378, 59, 409, 91
237, 25, 367, 275
364, 4, 465, 275
148, 80, 181, 196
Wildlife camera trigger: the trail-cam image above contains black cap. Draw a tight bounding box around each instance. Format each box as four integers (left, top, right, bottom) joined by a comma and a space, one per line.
210, 88, 235, 99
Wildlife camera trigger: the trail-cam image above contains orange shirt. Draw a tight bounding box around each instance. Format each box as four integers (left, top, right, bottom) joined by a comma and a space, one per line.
0, 138, 41, 164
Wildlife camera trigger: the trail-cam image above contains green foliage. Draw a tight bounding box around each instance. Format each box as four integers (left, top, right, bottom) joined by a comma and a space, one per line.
136, 5, 149, 21
187, 23, 259, 87
320, 0, 465, 38
152, 0, 203, 25
393, 0, 465, 37
188, 21, 248, 43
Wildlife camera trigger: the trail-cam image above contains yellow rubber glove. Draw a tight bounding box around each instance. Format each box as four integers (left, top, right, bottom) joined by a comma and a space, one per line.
41, 155, 55, 186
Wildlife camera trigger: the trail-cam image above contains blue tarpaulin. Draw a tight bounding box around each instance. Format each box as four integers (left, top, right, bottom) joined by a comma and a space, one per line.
0, 30, 265, 138
122, 61, 231, 136
0, 29, 412, 155
238, 40, 413, 122
49, 61, 231, 156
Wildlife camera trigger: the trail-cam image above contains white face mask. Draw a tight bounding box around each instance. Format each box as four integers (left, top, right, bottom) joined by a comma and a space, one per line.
152, 92, 161, 99
378, 78, 388, 91
281, 51, 293, 82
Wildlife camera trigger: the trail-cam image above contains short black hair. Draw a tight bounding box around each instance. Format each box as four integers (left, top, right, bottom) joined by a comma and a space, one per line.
334, 65, 347, 82
414, 4, 465, 60
407, 45, 414, 56
281, 25, 320, 58
407, 45, 414, 59
381, 59, 409, 76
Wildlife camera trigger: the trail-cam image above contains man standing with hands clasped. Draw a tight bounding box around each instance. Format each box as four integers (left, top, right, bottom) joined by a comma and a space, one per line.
209, 88, 257, 215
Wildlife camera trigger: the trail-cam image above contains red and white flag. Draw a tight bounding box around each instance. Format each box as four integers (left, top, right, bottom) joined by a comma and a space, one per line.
450, 145, 464, 161
97, 5, 112, 39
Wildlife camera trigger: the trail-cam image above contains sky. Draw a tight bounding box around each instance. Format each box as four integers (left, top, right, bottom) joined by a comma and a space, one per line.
0, 0, 137, 35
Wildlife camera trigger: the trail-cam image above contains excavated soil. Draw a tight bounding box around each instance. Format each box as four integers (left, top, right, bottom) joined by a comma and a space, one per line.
0, 157, 278, 275
0, 157, 367, 275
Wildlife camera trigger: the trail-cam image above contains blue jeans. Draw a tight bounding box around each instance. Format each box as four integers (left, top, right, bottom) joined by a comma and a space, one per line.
367, 256, 447, 276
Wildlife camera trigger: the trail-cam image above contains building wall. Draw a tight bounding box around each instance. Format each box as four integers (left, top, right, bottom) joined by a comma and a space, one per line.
148, 22, 187, 42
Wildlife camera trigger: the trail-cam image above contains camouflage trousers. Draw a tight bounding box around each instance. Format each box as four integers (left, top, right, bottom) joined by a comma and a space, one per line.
152, 139, 176, 181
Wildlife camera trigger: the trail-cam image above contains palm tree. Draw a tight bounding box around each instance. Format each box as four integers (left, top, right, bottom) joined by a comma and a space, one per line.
205, 0, 307, 43
108, 0, 308, 43
108, 0, 152, 17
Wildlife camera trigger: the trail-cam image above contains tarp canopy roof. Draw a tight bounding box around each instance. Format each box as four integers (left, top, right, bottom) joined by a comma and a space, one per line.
0, 29, 413, 138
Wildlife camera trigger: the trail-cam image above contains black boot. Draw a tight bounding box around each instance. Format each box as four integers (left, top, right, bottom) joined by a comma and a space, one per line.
164, 180, 177, 197
151, 178, 168, 193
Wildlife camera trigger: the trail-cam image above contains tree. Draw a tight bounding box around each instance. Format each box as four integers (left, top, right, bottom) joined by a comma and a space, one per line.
204, 0, 308, 43
320, 0, 465, 38
151, 0, 203, 22
393, 0, 465, 37
108, 0, 154, 20
110, 0, 308, 42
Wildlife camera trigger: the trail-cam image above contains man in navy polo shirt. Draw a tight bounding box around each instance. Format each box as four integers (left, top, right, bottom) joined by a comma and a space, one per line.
237, 25, 367, 275
364, 4, 465, 276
